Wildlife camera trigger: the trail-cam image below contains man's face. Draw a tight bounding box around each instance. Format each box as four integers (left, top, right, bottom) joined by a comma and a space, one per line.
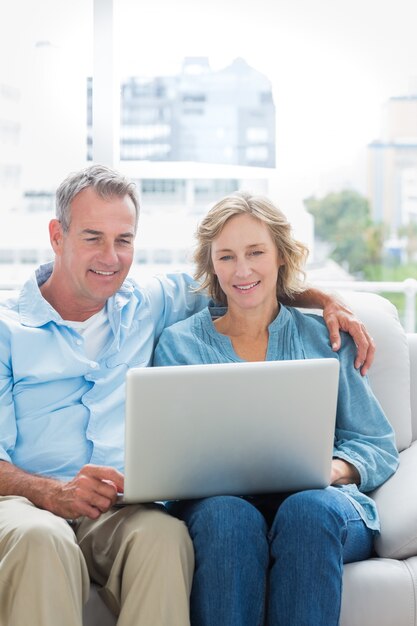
52, 187, 137, 309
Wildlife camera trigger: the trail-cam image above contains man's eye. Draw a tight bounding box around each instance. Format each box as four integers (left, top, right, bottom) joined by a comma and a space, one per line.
85, 237, 99, 242
118, 239, 132, 245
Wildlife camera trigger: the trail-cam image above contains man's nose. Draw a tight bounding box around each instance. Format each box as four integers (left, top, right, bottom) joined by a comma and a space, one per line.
99, 242, 118, 264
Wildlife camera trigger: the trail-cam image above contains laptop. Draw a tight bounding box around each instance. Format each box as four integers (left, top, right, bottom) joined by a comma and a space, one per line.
121, 358, 339, 503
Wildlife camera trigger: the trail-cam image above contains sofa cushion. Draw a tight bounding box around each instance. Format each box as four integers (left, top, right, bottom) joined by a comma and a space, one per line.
372, 441, 417, 558
337, 291, 412, 452
341, 556, 417, 626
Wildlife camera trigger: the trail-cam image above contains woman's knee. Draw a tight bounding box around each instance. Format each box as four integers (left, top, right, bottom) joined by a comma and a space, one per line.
272, 489, 344, 538
178, 496, 268, 546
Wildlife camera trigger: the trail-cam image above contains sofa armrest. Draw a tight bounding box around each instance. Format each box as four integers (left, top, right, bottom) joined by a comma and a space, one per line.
408, 333, 417, 440
372, 441, 417, 559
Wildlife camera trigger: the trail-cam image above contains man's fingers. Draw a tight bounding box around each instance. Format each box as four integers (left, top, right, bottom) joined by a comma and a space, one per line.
358, 335, 376, 376
81, 464, 124, 492
325, 315, 341, 351
64, 466, 124, 516
347, 323, 372, 371
324, 311, 376, 376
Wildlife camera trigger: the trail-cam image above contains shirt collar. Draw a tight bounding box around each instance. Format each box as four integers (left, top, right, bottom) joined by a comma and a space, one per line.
207, 302, 293, 332
18, 262, 135, 328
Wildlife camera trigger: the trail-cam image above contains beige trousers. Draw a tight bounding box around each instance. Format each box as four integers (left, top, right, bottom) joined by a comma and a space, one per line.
0, 496, 194, 626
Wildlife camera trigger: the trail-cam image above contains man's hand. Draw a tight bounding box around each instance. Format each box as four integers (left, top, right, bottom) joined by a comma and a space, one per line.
322, 297, 375, 376
283, 287, 376, 375
44, 464, 124, 520
0, 461, 124, 521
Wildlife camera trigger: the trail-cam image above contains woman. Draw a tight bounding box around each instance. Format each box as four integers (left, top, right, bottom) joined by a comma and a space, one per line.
154, 191, 399, 626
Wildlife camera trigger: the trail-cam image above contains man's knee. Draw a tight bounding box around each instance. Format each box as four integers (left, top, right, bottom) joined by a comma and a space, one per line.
5, 510, 76, 553
1, 507, 88, 598
123, 506, 194, 561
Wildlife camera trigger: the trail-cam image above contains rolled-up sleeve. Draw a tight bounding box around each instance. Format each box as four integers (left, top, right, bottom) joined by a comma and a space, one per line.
333, 335, 399, 492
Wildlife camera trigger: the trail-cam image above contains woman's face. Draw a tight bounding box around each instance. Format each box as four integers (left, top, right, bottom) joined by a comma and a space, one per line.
211, 213, 282, 314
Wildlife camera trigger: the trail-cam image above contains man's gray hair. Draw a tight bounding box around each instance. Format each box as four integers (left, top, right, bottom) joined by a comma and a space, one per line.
55, 164, 140, 232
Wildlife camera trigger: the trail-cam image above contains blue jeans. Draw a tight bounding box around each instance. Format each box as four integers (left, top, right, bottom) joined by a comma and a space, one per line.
168, 488, 374, 626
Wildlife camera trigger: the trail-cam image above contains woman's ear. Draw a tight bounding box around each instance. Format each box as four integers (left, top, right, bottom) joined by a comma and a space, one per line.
49, 219, 64, 254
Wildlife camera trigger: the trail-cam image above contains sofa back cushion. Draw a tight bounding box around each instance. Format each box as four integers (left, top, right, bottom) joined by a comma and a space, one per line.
408, 333, 417, 440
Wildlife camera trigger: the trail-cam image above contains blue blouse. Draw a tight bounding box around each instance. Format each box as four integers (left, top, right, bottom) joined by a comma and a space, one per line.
154, 304, 399, 532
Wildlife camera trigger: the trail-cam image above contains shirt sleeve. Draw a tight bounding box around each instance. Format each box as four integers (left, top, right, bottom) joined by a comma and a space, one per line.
333, 334, 399, 493
0, 329, 17, 463
146, 273, 209, 341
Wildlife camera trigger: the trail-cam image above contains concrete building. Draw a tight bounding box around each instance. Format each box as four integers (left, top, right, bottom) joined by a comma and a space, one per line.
368, 95, 417, 231
87, 57, 276, 168
0, 161, 315, 286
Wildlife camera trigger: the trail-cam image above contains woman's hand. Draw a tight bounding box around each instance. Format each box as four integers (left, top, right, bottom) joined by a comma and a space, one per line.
331, 458, 360, 485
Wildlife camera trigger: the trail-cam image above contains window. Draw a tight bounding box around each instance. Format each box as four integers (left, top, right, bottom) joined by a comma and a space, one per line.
3, 0, 417, 299
246, 147, 268, 162
246, 127, 268, 142
0, 0, 92, 211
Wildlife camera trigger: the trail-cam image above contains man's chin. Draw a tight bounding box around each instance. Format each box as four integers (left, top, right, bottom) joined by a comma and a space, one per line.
87, 278, 125, 301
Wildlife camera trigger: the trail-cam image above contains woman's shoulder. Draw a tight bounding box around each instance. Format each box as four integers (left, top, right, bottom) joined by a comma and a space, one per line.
154, 307, 212, 366
286, 306, 356, 360
286, 306, 328, 334
164, 306, 213, 337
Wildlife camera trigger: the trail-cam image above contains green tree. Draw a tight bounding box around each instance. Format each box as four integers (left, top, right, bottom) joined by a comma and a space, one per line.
304, 190, 383, 274
398, 222, 417, 263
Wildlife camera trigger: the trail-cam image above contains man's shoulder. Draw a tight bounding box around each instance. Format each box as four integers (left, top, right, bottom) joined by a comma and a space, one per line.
139, 272, 196, 295
0, 291, 20, 318
160, 308, 202, 338
0, 293, 21, 346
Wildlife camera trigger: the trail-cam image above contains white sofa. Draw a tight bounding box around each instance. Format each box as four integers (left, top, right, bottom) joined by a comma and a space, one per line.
83, 291, 417, 625
1, 289, 416, 624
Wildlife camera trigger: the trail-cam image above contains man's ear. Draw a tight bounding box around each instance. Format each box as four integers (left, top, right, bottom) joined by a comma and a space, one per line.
49, 219, 64, 254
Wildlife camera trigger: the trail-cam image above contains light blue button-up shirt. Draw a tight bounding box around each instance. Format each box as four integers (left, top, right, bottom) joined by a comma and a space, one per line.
0, 263, 208, 482
154, 305, 400, 532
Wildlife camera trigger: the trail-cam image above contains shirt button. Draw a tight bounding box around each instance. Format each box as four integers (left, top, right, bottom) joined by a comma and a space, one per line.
76, 339, 82, 345
90, 361, 98, 369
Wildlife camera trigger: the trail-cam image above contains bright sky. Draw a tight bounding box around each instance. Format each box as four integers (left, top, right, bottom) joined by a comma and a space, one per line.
116, 0, 417, 198
1, 0, 417, 202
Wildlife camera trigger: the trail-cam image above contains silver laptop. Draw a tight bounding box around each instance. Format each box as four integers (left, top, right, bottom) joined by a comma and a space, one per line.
121, 358, 339, 503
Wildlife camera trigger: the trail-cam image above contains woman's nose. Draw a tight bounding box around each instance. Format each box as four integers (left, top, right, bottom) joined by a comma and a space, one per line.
235, 258, 252, 277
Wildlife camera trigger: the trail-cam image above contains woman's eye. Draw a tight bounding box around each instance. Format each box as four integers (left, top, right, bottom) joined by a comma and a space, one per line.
219, 255, 233, 261
251, 250, 264, 256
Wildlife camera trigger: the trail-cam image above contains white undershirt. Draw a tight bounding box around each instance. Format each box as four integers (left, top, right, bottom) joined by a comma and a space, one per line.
66, 307, 110, 361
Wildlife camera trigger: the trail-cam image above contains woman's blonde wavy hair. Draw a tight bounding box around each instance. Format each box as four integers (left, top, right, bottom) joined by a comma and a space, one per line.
193, 191, 309, 304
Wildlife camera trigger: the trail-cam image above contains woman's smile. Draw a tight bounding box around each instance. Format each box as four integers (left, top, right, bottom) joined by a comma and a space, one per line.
233, 280, 261, 292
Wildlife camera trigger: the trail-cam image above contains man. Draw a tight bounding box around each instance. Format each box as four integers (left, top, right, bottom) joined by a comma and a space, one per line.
0, 165, 374, 626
